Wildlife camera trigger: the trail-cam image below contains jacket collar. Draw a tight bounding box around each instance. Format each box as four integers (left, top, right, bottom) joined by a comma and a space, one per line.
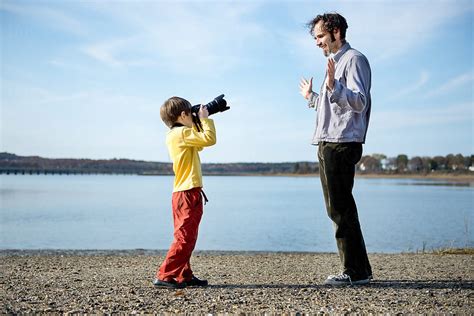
333, 42, 351, 63
171, 123, 185, 129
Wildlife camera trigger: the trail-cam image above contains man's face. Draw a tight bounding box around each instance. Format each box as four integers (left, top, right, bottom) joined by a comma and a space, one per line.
313, 21, 338, 57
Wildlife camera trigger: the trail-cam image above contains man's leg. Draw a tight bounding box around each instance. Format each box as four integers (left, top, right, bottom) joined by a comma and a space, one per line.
318, 142, 371, 281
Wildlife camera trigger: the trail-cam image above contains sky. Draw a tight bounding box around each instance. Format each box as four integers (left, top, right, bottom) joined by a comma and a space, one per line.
1, 0, 473, 163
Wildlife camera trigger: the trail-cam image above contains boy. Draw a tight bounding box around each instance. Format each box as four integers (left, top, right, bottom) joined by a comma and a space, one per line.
154, 96, 216, 289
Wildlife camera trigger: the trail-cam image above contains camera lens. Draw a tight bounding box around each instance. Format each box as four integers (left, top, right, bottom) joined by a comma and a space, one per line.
191, 94, 229, 117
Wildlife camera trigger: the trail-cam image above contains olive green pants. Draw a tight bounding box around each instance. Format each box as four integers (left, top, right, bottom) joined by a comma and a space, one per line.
318, 142, 372, 280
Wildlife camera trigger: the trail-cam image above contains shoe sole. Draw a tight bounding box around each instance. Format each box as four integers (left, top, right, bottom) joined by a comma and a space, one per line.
351, 279, 370, 285
153, 280, 186, 289
324, 280, 370, 286
324, 279, 370, 286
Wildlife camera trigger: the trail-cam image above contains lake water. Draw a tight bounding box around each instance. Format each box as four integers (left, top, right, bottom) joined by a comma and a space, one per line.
1, 175, 472, 253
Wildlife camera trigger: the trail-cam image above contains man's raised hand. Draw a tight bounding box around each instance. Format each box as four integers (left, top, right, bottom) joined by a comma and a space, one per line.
299, 77, 313, 100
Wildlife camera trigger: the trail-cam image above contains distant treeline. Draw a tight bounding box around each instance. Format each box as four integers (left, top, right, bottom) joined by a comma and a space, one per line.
358, 153, 474, 174
0, 153, 314, 175
0, 152, 472, 176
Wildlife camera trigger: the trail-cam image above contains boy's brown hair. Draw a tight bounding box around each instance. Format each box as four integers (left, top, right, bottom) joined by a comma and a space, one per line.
160, 96, 192, 128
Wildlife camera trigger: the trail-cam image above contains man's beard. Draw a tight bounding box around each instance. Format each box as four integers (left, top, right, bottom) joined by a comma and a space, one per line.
322, 43, 332, 57
323, 38, 336, 57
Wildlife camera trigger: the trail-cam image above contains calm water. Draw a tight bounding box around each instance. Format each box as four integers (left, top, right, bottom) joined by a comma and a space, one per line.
1, 175, 472, 253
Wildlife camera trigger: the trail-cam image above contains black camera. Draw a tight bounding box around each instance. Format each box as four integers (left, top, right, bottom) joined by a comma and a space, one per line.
191, 94, 230, 131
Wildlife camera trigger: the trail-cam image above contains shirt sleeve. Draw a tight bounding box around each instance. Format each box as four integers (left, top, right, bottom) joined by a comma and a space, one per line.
328, 55, 371, 113
308, 92, 319, 110
181, 118, 217, 148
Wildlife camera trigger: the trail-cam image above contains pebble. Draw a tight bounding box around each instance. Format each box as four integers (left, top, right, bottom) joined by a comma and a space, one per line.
1, 251, 472, 313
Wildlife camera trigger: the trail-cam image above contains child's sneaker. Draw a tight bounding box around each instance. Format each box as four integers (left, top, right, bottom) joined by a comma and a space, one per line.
153, 278, 186, 289
324, 273, 369, 286
185, 276, 208, 287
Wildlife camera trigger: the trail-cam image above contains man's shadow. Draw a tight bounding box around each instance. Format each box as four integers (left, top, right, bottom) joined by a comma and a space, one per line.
207, 280, 473, 290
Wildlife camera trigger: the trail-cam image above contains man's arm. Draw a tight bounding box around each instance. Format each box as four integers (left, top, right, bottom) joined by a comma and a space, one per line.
308, 92, 319, 109
327, 55, 371, 113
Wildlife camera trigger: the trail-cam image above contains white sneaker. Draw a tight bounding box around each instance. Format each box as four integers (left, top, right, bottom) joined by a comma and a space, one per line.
324, 273, 370, 286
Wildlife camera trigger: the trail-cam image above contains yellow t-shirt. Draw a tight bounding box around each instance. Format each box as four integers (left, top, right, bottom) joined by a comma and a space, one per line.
166, 118, 216, 192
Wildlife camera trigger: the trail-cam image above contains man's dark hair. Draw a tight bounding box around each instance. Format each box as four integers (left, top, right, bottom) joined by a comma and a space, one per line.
307, 13, 348, 40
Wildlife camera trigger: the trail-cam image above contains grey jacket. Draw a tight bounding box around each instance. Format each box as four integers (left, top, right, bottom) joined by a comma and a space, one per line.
308, 42, 371, 144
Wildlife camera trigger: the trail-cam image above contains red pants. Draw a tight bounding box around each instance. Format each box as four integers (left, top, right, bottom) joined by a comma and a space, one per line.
157, 187, 203, 283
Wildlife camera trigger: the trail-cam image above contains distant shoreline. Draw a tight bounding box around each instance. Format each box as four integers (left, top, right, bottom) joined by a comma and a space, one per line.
2, 171, 473, 183
351, 173, 474, 184
200, 172, 474, 184
3, 152, 473, 179
355, 173, 474, 182
212, 172, 474, 179
2, 248, 472, 256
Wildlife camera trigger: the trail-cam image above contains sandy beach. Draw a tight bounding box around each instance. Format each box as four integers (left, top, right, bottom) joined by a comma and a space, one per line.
1, 250, 473, 314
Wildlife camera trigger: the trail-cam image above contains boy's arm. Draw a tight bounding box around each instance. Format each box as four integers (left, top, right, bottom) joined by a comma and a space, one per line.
182, 118, 216, 148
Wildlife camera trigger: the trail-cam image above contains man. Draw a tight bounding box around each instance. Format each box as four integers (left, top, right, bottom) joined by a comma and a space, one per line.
299, 12, 373, 285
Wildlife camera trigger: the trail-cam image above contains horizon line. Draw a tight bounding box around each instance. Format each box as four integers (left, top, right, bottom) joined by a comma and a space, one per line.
1, 151, 473, 164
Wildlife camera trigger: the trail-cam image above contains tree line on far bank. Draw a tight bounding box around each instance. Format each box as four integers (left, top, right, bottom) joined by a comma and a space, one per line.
357, 153, 473, 174
0, 152, 472, 176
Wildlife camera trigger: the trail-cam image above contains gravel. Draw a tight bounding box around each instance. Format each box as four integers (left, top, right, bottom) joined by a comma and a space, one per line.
1, 250, 473, 314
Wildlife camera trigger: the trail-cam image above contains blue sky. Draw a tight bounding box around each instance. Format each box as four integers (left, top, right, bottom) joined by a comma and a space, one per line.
1, 0, 473, 163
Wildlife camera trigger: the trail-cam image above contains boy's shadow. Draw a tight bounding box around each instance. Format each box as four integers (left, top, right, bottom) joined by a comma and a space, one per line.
207, 280, 473, 290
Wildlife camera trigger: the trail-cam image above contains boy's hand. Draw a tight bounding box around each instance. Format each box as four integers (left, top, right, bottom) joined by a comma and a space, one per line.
198, 105, 209, 119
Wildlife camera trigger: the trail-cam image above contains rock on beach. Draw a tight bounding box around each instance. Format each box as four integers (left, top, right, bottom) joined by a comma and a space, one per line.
1, 250, 473, 314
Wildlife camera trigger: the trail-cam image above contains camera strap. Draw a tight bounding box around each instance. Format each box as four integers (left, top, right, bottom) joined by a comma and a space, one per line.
201, 189, 209, 205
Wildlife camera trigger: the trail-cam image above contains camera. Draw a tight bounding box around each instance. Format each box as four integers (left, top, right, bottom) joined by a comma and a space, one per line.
191, 94, 230, 131
191, 94, 229, 116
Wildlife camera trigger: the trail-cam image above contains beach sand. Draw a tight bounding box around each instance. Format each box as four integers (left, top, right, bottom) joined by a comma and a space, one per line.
1, 250, 473, 314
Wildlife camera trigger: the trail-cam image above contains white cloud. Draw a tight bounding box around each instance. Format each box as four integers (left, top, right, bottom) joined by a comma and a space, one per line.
386, 71, 430, 101
78, 2, 267, 73
347, 1, 472, 63
2, 1, 267, 73
0, 0, 87, 36
81, 36, 145, 68
287, 0, 472, 64
424, 71, 474, 98
371, 101, 473, 130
